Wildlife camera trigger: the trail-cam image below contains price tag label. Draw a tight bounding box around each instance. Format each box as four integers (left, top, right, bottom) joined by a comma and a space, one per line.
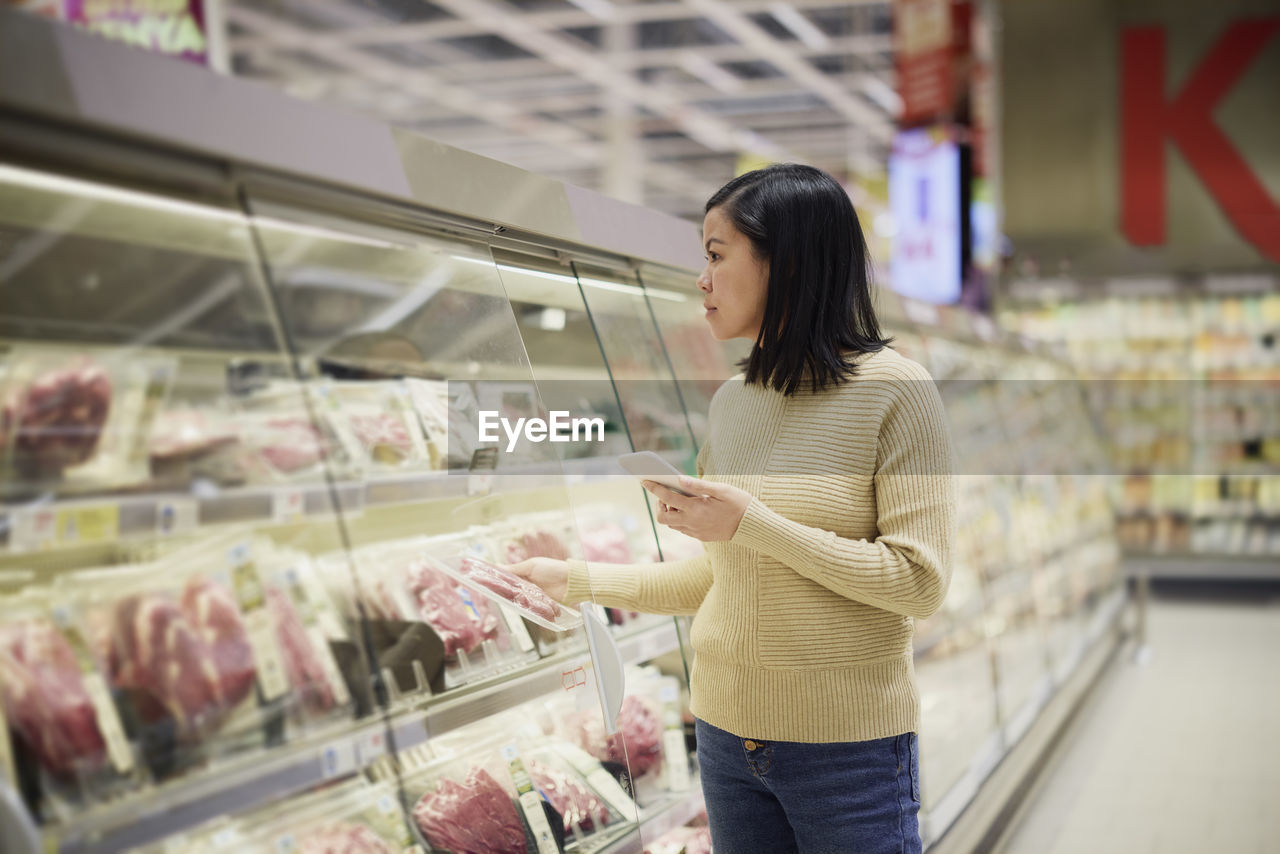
51, 607, 134, 774
501, 744, 560, 854
659, 681, 691, 792
9, 507, 56, 552
156, 498, 198, 536
320, 740, 357, 779
0, 700, 16, 786
272, 489, 306, 524
663, 728, 691, 792
229, 546, 290, 701
357, 728, 388, 764
56, 504, 119, 545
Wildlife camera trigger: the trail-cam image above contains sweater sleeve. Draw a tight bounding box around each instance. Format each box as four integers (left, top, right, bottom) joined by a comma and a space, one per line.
562, 440, 716, 616
728, 369, 956, 619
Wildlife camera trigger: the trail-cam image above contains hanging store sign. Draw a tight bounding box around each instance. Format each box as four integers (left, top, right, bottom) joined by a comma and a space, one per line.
1001, 3, 1280, 276
893, 0, 972, 126
889, 126, 963, 304
1120, 18, 1280, 264
11, 0, 208, 64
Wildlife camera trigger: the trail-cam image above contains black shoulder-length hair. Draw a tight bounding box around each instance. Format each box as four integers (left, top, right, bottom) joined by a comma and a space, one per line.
705, 163, 892, 395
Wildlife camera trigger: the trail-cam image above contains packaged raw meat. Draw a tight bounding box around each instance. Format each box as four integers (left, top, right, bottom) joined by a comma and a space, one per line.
2, 357, 112, 474
404, 378, 480, 470
233, 382, 355, 483
324, 380, 430, 472
403, 557, 501, 657
571, 695, 664, 779
295, 821, 399, 854
148, 407, 238, 461
0, 605, 108, 781
528, 756, 610, 835
441, 554, 581, 632
162, 779, 414, 854
1, 350, 175, 494
325, 538, 538, 693
412, 765, 529, 854
264, 555, 352, 716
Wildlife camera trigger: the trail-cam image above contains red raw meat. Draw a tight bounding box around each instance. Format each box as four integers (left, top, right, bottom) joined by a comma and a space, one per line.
404, 559, 500, 657
4, 360, 111, 473
0, 620, 107, 779
529, 758, 610, 834
459, 557, 561, 622
255, 417, 326, 473
182, 578, 256, 709
266, 587, 334, 712
296, 821, 397, 854
109, 576, 256, 734
111, 594, 221, 730
575, 696, 663, 778
413, 767, 528, 854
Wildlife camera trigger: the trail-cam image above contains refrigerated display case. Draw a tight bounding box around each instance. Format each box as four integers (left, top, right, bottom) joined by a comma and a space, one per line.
0, 12, 1124, 853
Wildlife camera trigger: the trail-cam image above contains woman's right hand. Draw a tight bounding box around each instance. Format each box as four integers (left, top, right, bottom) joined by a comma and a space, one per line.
507, 557, 571, 603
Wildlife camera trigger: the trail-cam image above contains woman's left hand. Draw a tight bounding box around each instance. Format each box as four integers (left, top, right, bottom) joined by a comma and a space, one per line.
643, 476, 752, 542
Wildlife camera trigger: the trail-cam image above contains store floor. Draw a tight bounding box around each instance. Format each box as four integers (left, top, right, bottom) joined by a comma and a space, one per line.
994, 586, 1280, 854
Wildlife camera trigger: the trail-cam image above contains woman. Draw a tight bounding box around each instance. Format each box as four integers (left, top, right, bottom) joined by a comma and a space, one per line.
511, 163, 956, 854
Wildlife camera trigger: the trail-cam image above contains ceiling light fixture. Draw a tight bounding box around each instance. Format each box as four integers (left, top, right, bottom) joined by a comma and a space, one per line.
767, 3, 831, 51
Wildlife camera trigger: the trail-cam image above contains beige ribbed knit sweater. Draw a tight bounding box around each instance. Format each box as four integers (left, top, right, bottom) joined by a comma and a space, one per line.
565, 346, 956, 743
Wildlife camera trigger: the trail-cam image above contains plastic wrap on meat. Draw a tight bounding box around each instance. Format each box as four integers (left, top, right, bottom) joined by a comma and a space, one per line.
266, 587, 334, 711
348, 413, 412, 463
253, 417, 326, 473
148, 410, 237, 461
181, 578, 256, 709
4, 360, 111, 472
296, 821, 397, 854
529, 758, 609, 834
412, 766, 528, 854
575, 696, 663, 777
405, 559, 500, 657
580, 523, 633, 564
110, 577, 255, 733
459, 556, 561, 622
111, 594, 221, 730
0, 620, 107, 779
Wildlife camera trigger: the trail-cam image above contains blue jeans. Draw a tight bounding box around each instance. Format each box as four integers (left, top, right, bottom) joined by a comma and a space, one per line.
696, 718, 922, 854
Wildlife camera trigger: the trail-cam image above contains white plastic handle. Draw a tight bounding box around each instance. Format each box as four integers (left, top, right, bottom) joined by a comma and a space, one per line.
0, 780, 39, 854
579, 604, 626, 735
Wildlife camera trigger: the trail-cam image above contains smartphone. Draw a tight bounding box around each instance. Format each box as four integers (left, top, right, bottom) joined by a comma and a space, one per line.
618, 451, 694, 497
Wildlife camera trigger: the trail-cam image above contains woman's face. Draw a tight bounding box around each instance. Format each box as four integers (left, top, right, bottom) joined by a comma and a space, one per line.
698, 206, 770, 342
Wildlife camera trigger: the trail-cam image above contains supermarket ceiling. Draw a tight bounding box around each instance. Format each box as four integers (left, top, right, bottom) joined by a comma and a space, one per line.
225, 0, 897, 222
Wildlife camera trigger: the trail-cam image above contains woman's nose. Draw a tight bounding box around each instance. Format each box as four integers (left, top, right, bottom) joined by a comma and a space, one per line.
697, 270, 711, 292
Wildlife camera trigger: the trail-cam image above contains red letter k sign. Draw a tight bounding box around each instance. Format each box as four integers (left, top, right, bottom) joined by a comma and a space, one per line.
1121, 19, 1280, 262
